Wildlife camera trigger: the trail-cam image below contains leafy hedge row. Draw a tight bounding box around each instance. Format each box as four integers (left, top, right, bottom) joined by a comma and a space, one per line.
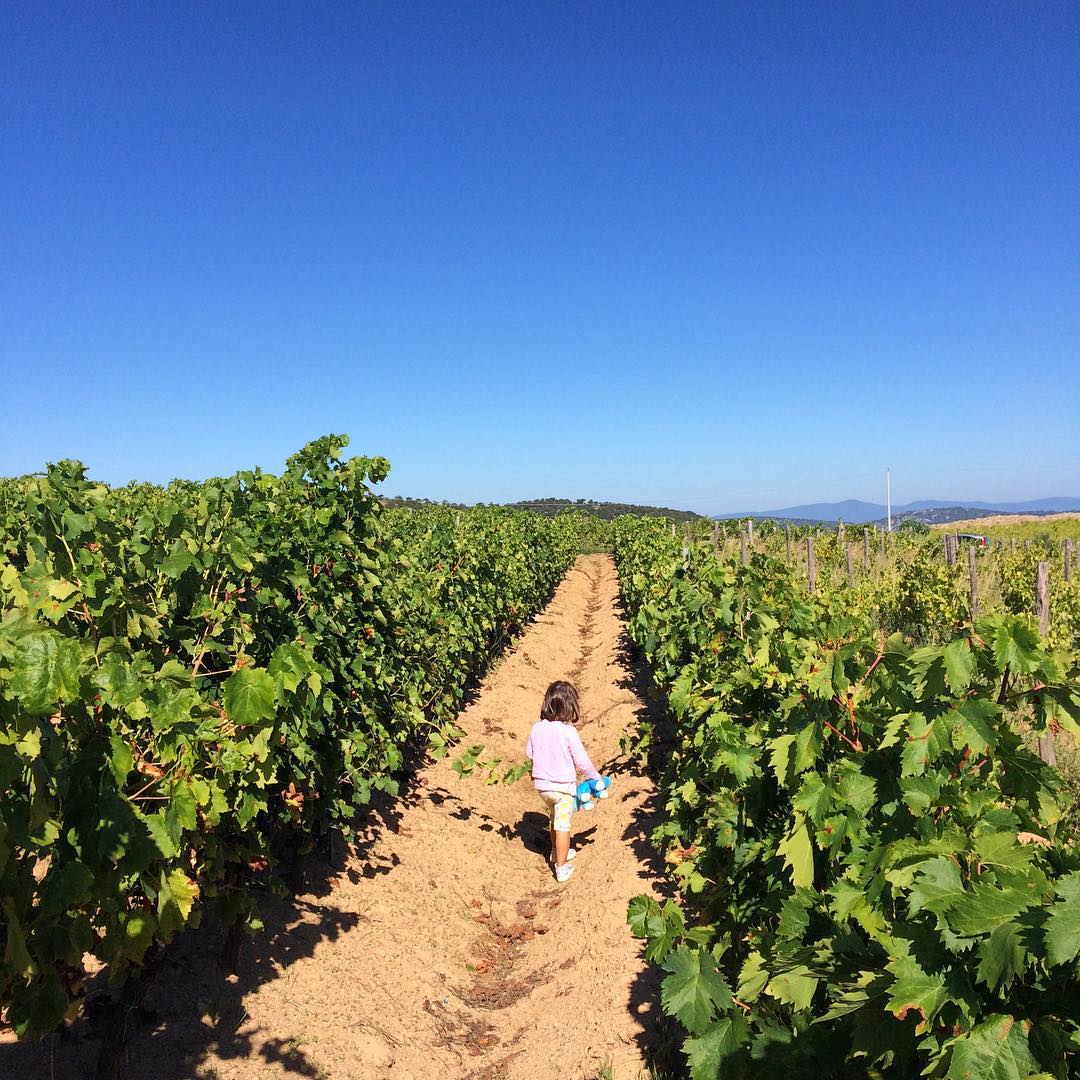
616, 516, 1080, 1079
0, 437, 578, 1045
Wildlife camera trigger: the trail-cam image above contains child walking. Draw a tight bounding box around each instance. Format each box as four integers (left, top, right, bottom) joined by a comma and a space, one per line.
526, 680, 602, 883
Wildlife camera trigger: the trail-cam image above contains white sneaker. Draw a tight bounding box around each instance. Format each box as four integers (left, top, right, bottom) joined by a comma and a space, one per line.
549, 847, 576, 865
555, 863, 575, 883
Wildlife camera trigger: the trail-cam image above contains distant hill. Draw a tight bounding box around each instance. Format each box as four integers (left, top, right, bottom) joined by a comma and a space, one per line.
382, 495, 703, 522
719, 497, 1080, 524
870, 507, 996, 528
717, 499, 883, 524
508, 498, 702, 522
986, 498, 1080, 513
381, 495, 468, 510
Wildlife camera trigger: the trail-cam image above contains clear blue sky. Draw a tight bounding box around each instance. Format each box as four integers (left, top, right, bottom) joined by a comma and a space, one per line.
2, 2, 1078, 514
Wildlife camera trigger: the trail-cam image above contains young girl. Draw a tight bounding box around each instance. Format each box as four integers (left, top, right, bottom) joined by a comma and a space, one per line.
526, 680, 602, 883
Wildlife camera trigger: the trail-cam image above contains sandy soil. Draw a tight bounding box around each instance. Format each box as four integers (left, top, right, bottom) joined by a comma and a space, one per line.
1, 555, 670, 1080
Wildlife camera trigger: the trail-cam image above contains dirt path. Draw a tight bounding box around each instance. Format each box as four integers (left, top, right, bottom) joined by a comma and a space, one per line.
4, 555, 668, 1080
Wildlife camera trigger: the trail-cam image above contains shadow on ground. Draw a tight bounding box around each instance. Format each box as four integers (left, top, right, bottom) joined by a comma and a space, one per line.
0, 738, 441, 1080
608, 611, 689, 1078
0, 885, 360, 1080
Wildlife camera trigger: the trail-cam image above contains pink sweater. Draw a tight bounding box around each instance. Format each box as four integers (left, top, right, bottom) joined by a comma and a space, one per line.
526, 719, 601, 796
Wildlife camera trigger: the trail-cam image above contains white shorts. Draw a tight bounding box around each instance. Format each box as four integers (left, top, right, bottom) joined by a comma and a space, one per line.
538, 790, 575, 832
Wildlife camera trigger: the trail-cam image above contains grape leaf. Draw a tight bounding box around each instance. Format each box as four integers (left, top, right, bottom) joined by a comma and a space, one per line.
885, 956, 947, 1032
793, 773, 833, 824
159, 547, 197, 578
1044, 872, 1080, 967
948, 882, 1038, 937
627, 895, 662, 939
222, 667, 275, 728
684, 1015, 750, 1079
947, 1013, 1037, 1080
767, 967, 818, 1011
906, 856, 965, 919
94, 652, 148, 707
992, 619, 1042, 675
122, 912, 156, 962
158, 868, 200, 938
954, 699, 998, 754
661, 946, 733, 1035
778, 814, 815, 888
11, 631, 82, 713
976, 922, 1028, 990
942, 639, 976, 693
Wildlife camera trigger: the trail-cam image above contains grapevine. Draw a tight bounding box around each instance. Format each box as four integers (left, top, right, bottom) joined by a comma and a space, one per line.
0, 437, 578, 1069
616, 515, 1080, 1079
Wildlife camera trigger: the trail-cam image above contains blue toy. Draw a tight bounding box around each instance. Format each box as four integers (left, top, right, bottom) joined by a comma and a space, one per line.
576, 775, 613, 811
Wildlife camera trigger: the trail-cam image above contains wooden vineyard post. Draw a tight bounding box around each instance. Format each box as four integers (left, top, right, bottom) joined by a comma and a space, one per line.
747, 518, 754, 547
846, 542, 853, 580
1032, 561, 1049, 630
1036, 560, 1050, 634
712, 520, 720, 555
968, 543, 979, 619
1025, 539, 1032, 551
946, 534, 957, 567
1036, 561, 1056, 766
785, 523, 792, 563
838, 521, 845, 544
683, 523, 692, 567
863, 527, 869, 564
670, 522, 676, 538
807, 536, 816, 594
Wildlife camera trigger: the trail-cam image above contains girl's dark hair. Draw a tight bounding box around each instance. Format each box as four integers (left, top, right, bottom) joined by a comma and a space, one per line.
540, 681, 580, 725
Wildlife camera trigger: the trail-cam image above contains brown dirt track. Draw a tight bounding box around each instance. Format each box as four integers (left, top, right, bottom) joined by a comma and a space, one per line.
1, 555, 670, 1080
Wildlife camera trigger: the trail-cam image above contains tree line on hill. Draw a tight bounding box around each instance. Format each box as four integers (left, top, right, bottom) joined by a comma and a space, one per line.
381, 495, 703, 522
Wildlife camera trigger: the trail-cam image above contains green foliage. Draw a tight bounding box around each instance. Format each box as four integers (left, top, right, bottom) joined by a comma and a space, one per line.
509, 497, 702, 523
898, 519, 931, 535
615, 515, 1080, 1078
0, 439, 576, 1041
880, 548, 968, 643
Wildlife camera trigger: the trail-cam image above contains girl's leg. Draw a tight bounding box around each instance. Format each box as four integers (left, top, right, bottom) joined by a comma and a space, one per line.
548, 826, 556, 860
554, 829, 571, 867
553, 794, 574, 869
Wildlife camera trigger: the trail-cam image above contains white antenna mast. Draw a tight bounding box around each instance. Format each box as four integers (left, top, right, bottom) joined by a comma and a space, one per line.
886, 468, 892, 532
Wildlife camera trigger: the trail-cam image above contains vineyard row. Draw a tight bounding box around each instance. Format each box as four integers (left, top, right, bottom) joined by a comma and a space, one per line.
0, 437, 587, 1074
616, 515, 1080, 1079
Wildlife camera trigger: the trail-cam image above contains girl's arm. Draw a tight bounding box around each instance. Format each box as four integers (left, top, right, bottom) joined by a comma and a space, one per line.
568, 728, 601, 780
